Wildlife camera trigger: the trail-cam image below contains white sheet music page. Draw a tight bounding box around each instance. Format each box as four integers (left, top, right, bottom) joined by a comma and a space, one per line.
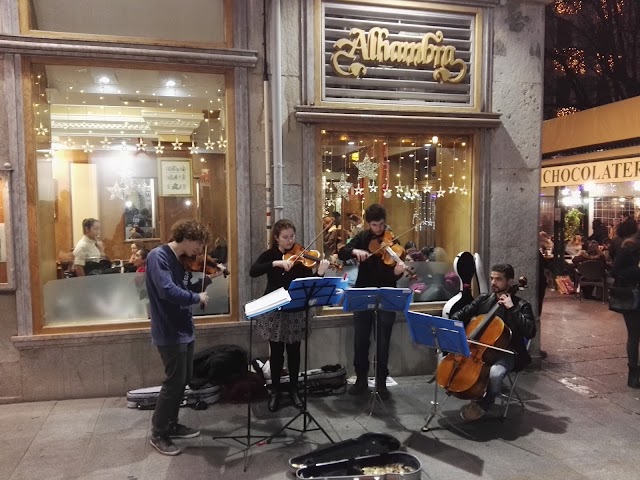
244, 287, 292, 318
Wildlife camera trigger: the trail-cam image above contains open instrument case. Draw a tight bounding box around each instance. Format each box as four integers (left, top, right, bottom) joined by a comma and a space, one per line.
289, 433, 422, 479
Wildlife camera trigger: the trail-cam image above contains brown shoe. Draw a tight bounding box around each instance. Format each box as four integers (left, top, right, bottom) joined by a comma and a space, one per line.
460, 402, 486, 421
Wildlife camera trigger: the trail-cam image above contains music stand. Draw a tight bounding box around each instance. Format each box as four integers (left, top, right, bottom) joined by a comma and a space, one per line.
405, 311, 471, 435
211, 288, 291, 471
266, 276, 347, 444
343, 287, 412, 417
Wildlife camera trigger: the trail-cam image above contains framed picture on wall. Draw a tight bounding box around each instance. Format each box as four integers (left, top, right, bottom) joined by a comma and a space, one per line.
159, 158, 192, 197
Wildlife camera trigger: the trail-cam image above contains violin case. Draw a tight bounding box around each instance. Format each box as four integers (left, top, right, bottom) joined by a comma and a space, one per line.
290, 433, 422, 480
253, 359, 347, 395
126, 383, 221, 410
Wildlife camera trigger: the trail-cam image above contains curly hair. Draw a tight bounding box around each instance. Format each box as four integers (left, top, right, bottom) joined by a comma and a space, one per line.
170, 219, 210, 244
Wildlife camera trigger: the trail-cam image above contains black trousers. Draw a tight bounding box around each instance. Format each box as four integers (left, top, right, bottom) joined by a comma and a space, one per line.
152, 341, 194, 436
269, 341, 301, 392
622, 311, 640, 367
353, 310, 395, 381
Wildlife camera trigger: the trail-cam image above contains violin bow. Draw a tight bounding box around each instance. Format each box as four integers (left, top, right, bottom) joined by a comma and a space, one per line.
369, 220, 427, 257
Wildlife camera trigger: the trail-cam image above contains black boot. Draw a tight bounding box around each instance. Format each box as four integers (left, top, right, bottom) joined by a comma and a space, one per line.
268, 390, 282, 412
628, 366, 640, 389
349, 375, 369, 395
289, 386, 303, 409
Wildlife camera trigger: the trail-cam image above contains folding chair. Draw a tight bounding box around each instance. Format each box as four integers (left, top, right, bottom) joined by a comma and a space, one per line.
499, 338, 531, 419
574, 260, 607, 303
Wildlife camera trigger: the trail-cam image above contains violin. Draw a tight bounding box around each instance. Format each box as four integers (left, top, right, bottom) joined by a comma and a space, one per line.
435, 276, 527, 400
367, 230, 417, 279
283, 243, 342, 270
181, 253, 230, 278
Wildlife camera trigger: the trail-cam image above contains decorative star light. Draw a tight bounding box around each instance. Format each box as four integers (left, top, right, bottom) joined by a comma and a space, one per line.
155, 144, 165, 155
353, 186, 365, 196
436, 188, 446, 198
368, 181, 378, 193
83, 141, 94, 153
423, 185, 433, 193
106, 181, 124, 200
395, 183, 403, 192
188, 143, 199, 154
217, 138, 227, 149
326, 198, 336, 207
172, 138, 183, 150
460, 186, 469, 195
448, 184, 459, 194
355, 154, 379, 179
204, 137, 215, 150
35, 123, 49, 136
63, 137, 74, 148
100, 137, 112, 147
335, 174, 352, 199
121, 140, 129, 151
136, 139, 147, 151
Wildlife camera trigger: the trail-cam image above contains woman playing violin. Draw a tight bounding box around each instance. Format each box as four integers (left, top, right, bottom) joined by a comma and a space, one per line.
337, 203, 408, 400
451, 264, 536, 421
250, 219, 330, 412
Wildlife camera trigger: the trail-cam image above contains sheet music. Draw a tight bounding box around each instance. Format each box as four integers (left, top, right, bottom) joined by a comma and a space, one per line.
244, 287, 291, 318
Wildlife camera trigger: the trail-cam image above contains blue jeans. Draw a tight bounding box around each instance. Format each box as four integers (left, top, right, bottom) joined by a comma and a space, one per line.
152, 341, 194, 436
353, 310, 395, 381
479, 354, 515, 411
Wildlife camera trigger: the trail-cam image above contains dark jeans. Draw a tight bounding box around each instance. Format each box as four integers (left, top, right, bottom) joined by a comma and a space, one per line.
622, 311, 640, 367
269, 341, 301, 391
152, 341, 194, 437
353, 310, 395, 381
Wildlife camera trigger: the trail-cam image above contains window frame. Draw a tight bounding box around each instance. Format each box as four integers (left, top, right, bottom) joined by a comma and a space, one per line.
18, 0, 234, 50
22, 57, 239, 334
0, 169, 16, 291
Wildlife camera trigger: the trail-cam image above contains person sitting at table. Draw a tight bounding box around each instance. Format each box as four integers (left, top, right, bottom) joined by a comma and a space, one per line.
565, 234, 583, 257
539, 231, 553, 253
73, 218, 106, 276
133, 248, 149, 273
572, 240, 606, 299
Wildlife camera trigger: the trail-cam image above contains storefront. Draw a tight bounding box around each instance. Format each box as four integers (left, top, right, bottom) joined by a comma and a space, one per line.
540, 97, 640, 253
0, 0, 547, 401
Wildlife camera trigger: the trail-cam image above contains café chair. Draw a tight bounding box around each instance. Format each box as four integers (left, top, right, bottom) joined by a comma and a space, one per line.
500, 339, 532, 419
574, 260, 607, 303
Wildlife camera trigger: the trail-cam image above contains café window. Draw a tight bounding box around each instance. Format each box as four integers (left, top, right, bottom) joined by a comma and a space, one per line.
21, 0, 227, 46
320, 131, 473, 303
30, 63, 231, 329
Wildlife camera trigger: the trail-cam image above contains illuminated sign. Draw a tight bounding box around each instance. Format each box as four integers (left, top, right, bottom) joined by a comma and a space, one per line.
331, 27, 467, 83
541, 158, 640, 187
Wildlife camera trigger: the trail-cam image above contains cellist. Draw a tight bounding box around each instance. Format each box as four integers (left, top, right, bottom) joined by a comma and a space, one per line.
451, 264, 536, 421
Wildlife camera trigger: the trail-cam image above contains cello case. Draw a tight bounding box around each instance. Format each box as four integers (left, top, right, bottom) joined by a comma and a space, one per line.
442, 251, 476, 319
474, 252, 489, 295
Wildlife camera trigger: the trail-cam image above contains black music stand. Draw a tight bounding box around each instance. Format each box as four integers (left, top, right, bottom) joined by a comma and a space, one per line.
405, 311, 471, 435
343, 287, 412, 417
265, 276, 347, 444
211, 288, 291, 471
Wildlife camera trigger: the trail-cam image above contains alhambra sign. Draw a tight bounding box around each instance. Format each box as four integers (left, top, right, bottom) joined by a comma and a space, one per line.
331, 27, 468, 83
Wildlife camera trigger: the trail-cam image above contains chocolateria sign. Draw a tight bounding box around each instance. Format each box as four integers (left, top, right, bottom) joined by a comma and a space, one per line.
542, 158, 640, 187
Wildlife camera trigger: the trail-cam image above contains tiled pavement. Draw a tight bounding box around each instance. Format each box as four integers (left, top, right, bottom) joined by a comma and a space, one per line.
2, 291, 640, 479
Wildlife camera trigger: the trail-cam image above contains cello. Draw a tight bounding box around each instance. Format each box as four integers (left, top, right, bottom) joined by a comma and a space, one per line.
435, 276, 527, 400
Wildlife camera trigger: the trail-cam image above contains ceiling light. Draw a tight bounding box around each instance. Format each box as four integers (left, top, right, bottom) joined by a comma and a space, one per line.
98, 76, 110, 84
165, 80, 176, 87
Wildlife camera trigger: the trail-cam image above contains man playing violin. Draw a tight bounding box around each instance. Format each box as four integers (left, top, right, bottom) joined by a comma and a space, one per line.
146, 219, 224, 456
451, 264, 536, 421
338, 203, 407, 400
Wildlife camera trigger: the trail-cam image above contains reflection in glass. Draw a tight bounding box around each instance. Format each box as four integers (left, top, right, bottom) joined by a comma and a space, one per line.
320, 132, 472, 303
31, 64, 230, 325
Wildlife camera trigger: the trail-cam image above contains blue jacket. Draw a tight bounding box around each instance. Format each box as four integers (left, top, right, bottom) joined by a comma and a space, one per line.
146, 244, 207, 346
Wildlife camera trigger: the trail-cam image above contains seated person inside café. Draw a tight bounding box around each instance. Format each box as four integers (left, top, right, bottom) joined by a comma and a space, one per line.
572, 240, 607, 299
565, 234, 583, 257
73, 217, 107, 276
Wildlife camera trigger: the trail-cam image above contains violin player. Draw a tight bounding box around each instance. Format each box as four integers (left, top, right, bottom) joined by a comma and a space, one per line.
451, 264, 536, 421
338, 203, 407, 400
146, 219, 224, 456
250, 219, 330, 412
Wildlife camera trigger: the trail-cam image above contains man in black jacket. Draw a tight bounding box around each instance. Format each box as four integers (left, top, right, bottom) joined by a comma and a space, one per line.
452, 264, 536, 421
338, 204, 406, 400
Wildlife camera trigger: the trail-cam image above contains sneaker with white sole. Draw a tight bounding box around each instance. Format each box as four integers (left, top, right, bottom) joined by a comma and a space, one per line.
150, 435, 181, 456
168, 423, 200, 439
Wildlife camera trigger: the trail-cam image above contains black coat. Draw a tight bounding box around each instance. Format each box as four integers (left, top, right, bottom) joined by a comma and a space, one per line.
451, 293, 537, 371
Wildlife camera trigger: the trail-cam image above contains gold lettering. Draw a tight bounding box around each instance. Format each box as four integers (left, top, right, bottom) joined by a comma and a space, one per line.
330, 27, 467, 83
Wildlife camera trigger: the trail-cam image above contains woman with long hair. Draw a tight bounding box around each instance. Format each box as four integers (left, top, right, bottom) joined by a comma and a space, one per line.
250, 219, 330, 412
